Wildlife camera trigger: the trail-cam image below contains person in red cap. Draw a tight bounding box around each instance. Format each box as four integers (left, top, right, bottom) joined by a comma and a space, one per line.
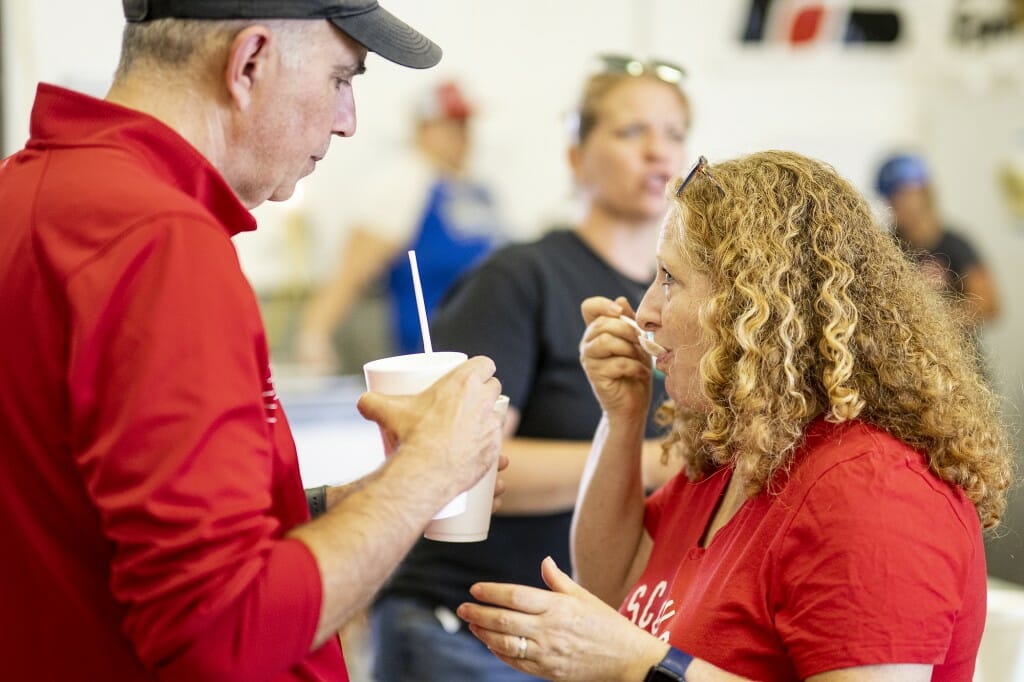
0, 2, 505, 681
296, 79, 507, 371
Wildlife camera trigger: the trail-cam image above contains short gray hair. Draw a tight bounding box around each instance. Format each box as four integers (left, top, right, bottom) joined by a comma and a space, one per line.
115, 18, 314, 81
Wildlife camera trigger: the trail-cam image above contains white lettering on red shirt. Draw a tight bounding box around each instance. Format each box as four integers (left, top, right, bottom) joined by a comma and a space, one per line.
624, 580, 674, 640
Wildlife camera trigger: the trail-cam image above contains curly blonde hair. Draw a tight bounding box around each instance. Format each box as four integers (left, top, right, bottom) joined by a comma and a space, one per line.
659, 150, 1012, 528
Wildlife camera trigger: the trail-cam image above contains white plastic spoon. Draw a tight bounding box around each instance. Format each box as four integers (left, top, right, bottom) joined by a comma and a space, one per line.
618, 315, 666, 357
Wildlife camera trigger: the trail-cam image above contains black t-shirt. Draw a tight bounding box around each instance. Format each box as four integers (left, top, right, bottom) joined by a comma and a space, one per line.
899, 229, 981, 297
379, 229, 667, 614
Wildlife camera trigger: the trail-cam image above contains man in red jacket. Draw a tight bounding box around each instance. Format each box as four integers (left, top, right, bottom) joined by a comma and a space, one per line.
0, 2, 503, 680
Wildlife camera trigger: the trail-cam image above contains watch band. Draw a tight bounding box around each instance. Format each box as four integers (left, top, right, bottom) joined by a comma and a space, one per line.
643, 646, 694, 682
305, 485, 328, 519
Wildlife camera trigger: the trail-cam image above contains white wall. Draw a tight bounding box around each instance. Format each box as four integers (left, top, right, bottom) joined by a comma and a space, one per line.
1, 1, 957, 251
1, 0, 123, 148
241, 0, 936, 288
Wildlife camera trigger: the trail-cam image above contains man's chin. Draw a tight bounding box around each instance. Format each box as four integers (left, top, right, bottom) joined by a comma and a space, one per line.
268, 182, 300, 203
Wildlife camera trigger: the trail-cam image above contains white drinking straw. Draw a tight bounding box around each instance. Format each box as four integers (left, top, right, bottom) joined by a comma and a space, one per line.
408, 250, 433, 353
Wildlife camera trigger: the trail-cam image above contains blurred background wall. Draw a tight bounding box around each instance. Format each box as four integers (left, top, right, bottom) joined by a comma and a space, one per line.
3, 0, 1023, 583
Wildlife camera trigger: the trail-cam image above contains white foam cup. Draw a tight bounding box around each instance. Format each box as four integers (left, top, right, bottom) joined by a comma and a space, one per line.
363, 351, 469, 520
424, 394, 509, 542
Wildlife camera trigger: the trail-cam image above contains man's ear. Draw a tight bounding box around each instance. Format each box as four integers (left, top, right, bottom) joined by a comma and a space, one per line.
224, 25, 274, 110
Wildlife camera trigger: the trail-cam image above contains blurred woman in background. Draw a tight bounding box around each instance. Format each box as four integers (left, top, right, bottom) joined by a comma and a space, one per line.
370, 56, 692, 681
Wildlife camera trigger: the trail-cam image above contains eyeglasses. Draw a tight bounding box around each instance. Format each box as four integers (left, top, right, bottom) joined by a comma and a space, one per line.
596, 54, 687, 85
676, 155, 725, 197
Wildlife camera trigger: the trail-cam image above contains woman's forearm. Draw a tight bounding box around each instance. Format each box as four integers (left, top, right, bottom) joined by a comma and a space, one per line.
571, 414, 650, 606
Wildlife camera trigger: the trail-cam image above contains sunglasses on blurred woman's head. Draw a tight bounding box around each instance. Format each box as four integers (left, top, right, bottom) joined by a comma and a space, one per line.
596, 54, 687, 85
676, 155, 726, 197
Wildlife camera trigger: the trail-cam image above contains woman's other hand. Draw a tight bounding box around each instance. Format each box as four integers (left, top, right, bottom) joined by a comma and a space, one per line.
457, 556, 667, 682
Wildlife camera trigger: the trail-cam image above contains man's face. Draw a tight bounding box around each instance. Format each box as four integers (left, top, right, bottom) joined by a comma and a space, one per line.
236, 22, 366, 206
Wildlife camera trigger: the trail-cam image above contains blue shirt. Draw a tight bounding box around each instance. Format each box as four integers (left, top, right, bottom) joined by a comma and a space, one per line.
386, 176, 502, 354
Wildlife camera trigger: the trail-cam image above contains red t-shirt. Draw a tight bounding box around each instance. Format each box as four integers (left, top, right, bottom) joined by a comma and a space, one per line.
620, 418, 985, 681
0, 85, 347, 680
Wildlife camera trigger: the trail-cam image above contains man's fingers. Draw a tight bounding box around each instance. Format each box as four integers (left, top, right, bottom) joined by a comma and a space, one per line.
356, 390, 409, 425
433, 356, 501, 407
484, 376, 503, 400
457, 355, 498, 382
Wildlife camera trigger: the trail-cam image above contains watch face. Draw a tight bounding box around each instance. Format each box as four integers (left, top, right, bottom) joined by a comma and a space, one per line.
645, 647, 692, 682
644, 665, 685, 682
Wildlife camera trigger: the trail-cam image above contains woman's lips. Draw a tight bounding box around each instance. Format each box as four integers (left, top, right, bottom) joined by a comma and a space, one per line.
643, 173, 671, 194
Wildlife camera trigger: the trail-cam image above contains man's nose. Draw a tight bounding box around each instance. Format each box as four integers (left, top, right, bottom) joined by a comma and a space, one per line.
334, 92, 356, 137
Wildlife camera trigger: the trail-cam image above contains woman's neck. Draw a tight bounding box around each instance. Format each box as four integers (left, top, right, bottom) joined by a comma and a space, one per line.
575, 210, 659, 283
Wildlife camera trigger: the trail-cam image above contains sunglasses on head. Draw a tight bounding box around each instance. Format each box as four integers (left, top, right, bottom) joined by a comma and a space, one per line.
596, 54, 687, 85
676, 155, 726, 197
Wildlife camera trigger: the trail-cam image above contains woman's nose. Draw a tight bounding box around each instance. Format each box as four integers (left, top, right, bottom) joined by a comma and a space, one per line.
636, 284, 660, 331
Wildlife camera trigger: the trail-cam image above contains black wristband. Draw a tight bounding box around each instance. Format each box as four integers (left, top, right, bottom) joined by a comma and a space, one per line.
305, 485, 328, 519
644, 646, 693, 682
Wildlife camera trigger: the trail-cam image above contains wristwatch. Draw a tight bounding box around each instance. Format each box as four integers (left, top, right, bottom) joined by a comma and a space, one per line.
305, 485, 328, 519
644, 646, 693, 682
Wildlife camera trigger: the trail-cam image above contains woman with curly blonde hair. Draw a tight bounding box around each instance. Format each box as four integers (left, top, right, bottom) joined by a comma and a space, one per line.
457, 150, 1013, 682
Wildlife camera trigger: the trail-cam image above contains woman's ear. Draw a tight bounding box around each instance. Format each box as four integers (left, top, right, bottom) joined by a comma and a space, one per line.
224, 25, 274, 110
567, 144, 584, 185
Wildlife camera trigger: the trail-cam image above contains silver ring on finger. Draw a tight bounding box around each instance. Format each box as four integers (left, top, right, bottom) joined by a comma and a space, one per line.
516, 635, 528, 660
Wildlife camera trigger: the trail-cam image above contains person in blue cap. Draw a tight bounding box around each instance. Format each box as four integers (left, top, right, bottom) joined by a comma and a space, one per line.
876, 153, 1000, 325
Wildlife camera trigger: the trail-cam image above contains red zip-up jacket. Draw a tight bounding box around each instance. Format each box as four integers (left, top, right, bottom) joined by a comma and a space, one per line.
0, 84, 348, 681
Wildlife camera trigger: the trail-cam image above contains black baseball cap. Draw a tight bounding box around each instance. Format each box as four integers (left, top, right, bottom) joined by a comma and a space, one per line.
122, 0, 442, 69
